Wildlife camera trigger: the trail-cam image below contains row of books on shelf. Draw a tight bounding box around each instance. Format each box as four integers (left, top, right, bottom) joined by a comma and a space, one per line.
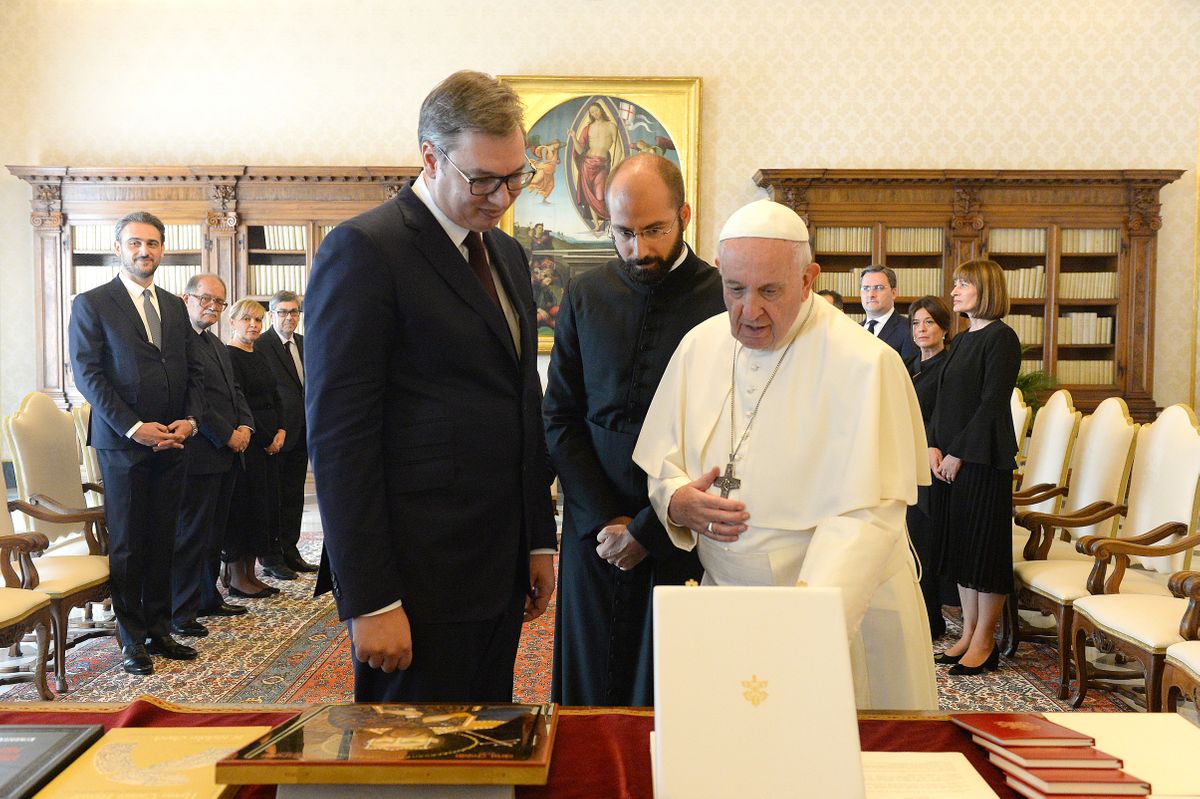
1020, 359, 1044, 375
1058, 312, 1114, 345
72, 223, 204, 253
1061, 228, 1120, 255
1003, 265, 1047, 298
883, 226, 944, 254
951, 713, 1148, 797
259, 224, 308, 250
0, 703, 557, 797
1007, 314, 1044, 346
73, 264, 202, 296
990, 227, 1047, 255
813, 225, 871, 255
1057, 359, 1116, 385
1059, 271, 1118, 299
816, 267, 943, 299
248, 263, 307, 296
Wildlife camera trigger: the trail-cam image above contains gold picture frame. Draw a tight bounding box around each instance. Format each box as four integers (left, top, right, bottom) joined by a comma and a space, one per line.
499, 75, 702, 353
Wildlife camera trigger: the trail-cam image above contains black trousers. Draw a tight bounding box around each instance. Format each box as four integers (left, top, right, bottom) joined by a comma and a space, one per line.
172, 465, 236, 624
96, 447, 186, 648
350, 589, 525, 703
273, 442, 308, 559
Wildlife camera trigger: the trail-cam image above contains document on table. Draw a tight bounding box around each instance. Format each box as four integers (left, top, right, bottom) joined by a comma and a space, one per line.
862, 752, 998, 798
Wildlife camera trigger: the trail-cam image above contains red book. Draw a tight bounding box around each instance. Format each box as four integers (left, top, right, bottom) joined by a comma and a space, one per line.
1006, 775, 1148, 799
989, 756, 1150, 795
972, 737, 1121, 769
951, 712, 1094, 747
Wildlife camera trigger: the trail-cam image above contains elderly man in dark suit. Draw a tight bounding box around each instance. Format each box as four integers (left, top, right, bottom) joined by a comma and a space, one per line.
171, 273, 253, 637
860, 265, 919, 362
305, 70, 557, 702
256, 289, 316, 577
68, 211, 206, 675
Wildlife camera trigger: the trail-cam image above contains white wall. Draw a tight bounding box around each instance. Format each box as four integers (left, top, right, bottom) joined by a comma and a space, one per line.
2, 0, 1197, 422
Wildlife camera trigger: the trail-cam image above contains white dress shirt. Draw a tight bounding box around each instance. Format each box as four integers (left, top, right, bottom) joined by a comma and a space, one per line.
118, 271, 162, 439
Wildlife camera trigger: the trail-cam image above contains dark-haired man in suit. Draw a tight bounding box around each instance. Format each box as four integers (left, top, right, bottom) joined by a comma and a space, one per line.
257, 289, 316, 577
305, 70, 557, 702
860, 265, 919, 362
68, 211, 206, 675
172, 273, 253, 636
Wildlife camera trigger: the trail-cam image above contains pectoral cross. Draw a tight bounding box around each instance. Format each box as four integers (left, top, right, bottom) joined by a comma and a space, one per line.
714, 461, 741, 498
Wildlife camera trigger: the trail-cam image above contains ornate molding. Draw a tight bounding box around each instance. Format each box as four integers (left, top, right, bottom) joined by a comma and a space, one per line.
34, 185, 61, 203
30, 211, 64, 229
384, 183, 404, 199
951, 187, 984, 232
1127, 187, 1163, 232
206, 211, 238, 229
210, 184, 236, 209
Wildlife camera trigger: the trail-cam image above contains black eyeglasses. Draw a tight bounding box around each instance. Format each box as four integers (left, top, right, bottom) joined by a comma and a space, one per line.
436, 145, 536, 196
186, 293, 228, 310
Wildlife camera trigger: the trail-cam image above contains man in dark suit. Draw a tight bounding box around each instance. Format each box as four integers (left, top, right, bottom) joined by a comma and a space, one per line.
860, 264, 919, 362
172, 273, 253, 637
545, 154, 723, 706
257, 289, 316, 577
305, 70, 558, 702
68, 211, 206, 675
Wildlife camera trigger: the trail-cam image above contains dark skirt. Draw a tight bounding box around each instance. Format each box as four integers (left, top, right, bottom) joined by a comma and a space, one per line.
222, 447, 280, 561
933, 461, 1014, 594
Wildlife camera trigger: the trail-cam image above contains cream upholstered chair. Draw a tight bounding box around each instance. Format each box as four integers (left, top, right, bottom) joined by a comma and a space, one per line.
1010, 387, 1033, 464
1008, 400, 1174, 699
1162, 571, 1200, 712
71, 402, 103, 508
2, 391, 106, 556
1010, 389, 1081, 561
0, 507, 64, 700
1067, 405, 1200, 710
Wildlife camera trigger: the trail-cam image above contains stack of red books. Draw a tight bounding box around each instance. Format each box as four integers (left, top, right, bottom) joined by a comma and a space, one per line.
950, 713, 1150, 798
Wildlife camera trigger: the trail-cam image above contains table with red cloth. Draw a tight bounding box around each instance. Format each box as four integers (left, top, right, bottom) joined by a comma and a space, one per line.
0, 697, 1020, 798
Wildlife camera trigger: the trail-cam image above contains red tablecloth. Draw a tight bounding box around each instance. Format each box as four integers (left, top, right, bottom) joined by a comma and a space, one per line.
0, 698, 1017, 798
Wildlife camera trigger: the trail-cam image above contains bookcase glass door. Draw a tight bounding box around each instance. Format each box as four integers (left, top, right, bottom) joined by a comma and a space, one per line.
813, 225, 871, 324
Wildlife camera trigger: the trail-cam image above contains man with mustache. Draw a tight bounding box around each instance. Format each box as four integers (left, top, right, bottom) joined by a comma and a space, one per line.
544, 154, 723, 706
69, 211, 206, 675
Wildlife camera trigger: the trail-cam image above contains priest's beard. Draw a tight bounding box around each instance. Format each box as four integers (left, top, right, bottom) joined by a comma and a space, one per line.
618, 229, 685, 286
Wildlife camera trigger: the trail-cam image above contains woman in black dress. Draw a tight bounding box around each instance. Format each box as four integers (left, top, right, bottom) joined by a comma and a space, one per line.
904, 295, 954, 638
928, 260, 1020, 675
223, 299, 288, 599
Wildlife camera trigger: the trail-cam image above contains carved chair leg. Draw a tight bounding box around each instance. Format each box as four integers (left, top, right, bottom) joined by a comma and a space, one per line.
1070, 622, 1090, 708
49, 603, 71, 694
1055, 605, 1074, 700
1165, 682, 1180, 713
32, 619, 52, 701
1146, 655, 1165, 713
1001, 590, 1019, 657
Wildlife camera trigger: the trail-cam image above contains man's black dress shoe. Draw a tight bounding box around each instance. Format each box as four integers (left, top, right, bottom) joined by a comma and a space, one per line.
260, 560, 298, 581
284, 551, 319, 573
122, 644, 153, 675
171, 620, 209, 637
146, 635, 199, 660
198, 601, 248, 617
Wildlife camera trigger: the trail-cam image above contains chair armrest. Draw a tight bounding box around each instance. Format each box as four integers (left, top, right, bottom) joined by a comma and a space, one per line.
1013, 483, 1063, 505
1168, 571, 1200, 640
1026, 502, 1124, 532
82, 482, 104, 496
14, 497, 103, 525
0, 533, 46, 589
1083, 524, 1196, 595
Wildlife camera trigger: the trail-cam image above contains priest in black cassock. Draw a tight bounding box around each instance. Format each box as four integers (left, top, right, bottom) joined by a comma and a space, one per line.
544, 154, 724, 706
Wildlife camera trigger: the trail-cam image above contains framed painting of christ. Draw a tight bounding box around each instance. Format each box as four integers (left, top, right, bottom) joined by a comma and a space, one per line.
499, 76, 701, 352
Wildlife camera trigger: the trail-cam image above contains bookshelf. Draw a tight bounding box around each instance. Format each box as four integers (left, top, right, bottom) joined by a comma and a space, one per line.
7, 165, 419, 408
753, 169, 1182, 420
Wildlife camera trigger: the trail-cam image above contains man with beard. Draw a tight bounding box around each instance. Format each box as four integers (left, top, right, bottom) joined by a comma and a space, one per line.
68, 211, 206, 674
544, 154, 724, 705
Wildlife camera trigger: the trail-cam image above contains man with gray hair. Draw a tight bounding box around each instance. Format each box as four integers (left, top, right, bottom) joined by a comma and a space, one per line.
633, 199, 937, 710
257, 289, 315, 577
305, 70, 557, 702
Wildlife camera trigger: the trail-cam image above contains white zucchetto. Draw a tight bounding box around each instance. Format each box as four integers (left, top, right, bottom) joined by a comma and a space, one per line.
718, 198, 810, 243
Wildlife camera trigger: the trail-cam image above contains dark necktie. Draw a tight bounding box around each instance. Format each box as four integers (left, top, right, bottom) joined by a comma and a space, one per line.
866, 319, 877, 335
142, 289, 162, 348
464, 231, 502, 310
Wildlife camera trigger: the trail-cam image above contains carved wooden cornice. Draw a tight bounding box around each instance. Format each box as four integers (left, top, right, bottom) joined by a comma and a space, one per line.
30, 212, 63, 229
951, 186, 984, 232
206, 211, 238, 229
754, 168, 1185, 189
1127, 187, 1163, 232
7, 165, 419, 185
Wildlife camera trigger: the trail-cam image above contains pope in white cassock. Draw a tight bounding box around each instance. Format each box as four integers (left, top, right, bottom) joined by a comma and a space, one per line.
632, 199, 938, 711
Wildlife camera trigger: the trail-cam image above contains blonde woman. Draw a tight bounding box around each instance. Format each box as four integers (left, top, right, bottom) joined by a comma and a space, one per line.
222, 298, 287, 598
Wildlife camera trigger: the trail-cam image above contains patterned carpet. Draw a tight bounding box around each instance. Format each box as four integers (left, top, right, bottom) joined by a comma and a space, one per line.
0, 498, 1139, 712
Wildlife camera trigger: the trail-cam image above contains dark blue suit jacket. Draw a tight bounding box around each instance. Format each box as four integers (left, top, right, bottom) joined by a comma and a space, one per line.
258, 327, 305, 453
871, 312, 920, 363
186, 328, 254, 476
304, 184, 557, 624
69, 277, 205, 452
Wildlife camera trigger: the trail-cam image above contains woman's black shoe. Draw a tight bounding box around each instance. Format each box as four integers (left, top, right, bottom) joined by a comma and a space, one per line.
933, 651, 962, 665
228, 585, 277, 599
947, 647, 1000, 675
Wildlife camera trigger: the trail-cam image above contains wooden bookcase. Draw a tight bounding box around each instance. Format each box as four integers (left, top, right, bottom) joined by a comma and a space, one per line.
7, 165, 420, 409
753, 169, 1182, 421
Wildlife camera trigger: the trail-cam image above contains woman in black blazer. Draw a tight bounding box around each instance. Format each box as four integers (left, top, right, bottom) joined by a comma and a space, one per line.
928, 260, 1021, 675
904, 295, 954, 638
